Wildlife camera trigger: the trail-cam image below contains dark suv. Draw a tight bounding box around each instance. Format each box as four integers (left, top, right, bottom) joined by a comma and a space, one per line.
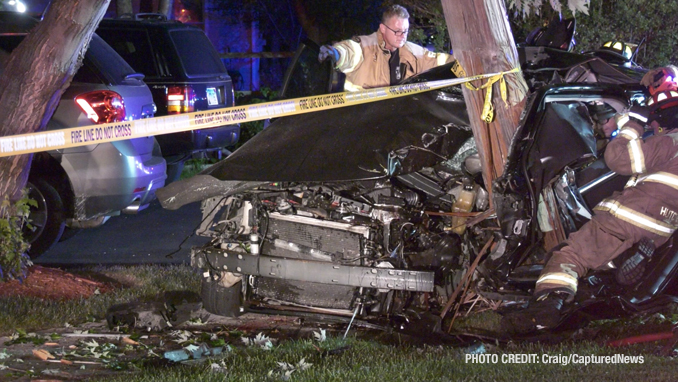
0, 12, 167, 257
96, 16, 239, 180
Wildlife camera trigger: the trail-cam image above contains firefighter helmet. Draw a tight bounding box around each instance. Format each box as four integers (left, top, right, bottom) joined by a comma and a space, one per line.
642, 66, 678, 107
599, 41, 634, 61
649, 105, 678, 132
590, 103, 616, 124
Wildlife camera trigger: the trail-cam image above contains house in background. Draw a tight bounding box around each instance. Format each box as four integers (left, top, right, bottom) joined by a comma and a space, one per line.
203, 3, 267, 92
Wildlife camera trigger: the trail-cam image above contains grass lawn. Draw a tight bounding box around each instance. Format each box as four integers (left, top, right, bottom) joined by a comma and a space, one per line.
95, 334, 678, 382
1, 264, 678, 381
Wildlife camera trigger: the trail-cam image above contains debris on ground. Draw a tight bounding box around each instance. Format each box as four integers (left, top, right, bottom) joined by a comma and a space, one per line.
106, 291, 202, 331
163, 343, 225, 362
0, 312, 310, 380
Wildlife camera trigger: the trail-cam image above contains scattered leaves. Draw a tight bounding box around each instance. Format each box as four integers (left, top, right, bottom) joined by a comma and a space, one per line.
80, 340, 117, 360
268, 358, 312, 380
186, 317, 209, 326
241, 332, 274, 350
5, 330, 46, 346
210, 360, 228, 375
169, 330, 193, 344
313, 329, 326, 343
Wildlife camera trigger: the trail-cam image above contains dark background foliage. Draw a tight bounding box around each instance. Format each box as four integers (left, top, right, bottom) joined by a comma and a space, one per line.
392, 0, 678, 68
209, 0, 677, 83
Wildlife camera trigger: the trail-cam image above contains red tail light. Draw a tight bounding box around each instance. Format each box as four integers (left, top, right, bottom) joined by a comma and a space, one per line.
167, 85, 196, 113
75, 90, 126, 124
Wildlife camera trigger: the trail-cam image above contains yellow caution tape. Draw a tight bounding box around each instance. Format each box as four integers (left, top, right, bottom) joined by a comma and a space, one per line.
464, 67, 520, 123
451, 61, 467, 79
0, 67, 520, 157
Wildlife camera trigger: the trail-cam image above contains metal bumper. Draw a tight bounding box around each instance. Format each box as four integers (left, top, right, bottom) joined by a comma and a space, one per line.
192, 247, 435, 293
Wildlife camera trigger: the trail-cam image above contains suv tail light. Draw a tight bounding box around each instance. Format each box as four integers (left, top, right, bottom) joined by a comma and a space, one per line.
75, 90, 126, 124
167, 85, 196, 113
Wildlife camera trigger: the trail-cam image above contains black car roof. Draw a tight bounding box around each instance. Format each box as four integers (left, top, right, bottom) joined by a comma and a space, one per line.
98, 17, 201, 31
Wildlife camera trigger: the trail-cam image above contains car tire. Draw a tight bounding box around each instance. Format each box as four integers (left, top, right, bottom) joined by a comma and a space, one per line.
24, 178, 66, 258
200, 278, 243, 317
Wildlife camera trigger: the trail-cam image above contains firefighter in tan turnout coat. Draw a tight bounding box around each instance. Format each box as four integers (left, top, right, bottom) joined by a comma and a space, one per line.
505, 65, 678, 334
317, 4, 459, 92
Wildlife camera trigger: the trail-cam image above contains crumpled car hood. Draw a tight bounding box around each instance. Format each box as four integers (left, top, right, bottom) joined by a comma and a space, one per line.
204, 90, 471, 182
157, 86, 472, 210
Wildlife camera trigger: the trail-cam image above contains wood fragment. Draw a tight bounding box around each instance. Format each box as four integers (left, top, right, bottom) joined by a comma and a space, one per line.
1, 365, 25, 372
62, 333, 129, 339
32, 349, 55, 360
73, 276, 104, 286
46, 359, 101, 365
440, 237, 494, 319
44, 342, 59, 346
122, 337, 139, 345
60, 359, 74, 365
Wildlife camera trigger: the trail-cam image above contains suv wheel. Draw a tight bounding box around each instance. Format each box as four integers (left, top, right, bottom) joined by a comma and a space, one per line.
24, 178, 66, 258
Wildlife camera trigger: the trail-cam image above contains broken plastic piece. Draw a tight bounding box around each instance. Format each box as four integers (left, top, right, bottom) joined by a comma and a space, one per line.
163, 344, 223, 362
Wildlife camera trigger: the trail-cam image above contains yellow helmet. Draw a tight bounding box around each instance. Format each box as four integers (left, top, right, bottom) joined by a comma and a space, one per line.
600, 41, 634, 61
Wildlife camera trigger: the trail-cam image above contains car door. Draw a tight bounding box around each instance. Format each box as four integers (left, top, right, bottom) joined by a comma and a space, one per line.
279, 39, 335, 100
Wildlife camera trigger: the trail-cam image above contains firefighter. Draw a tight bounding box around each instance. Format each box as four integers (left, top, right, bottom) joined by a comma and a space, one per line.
317, 5, 459, 92
504, 65, 678, 334
589, 102, 620, 152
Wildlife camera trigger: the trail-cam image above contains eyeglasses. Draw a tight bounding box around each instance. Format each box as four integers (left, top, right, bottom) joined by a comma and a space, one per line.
382, 23, 408, 37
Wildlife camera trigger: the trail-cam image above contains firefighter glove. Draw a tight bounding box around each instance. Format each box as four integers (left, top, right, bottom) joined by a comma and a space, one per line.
318, 45, 340, 63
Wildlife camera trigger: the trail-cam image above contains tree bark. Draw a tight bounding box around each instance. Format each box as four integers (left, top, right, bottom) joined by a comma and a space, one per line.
158, 0, 174, 19
440, 0, 528, 192
116, 0, 134, 18
292, 0, 327, 44
0, 0, 110, 201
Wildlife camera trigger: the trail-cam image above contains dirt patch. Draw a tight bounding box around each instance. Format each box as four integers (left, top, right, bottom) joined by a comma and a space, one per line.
0, 266, 316, 380
0, 265, 115, 300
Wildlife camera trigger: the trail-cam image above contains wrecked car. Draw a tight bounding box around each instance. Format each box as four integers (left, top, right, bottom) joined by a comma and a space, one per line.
157, 33, 678, 336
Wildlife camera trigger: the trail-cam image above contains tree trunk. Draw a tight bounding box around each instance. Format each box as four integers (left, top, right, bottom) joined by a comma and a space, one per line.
116, 0, 134, 18
0, 0, 110, 201
292, 0, 327, 44
440, 0, 528, 192
158, 0, 174, 19
139, 0, 153, 14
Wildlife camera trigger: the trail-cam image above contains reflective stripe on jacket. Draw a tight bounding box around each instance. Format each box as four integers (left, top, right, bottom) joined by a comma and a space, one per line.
599, 122, 678, 235
332, 31, 455, 91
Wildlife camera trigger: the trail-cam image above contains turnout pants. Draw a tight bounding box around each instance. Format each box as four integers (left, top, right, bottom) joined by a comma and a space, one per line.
535, 210, 670, 296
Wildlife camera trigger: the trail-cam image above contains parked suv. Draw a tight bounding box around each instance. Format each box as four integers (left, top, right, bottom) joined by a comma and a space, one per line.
96, 15, 240, 181
0, 12, 167, 257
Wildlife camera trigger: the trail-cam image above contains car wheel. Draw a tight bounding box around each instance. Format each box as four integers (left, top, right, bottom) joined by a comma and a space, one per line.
200, 278, 243, 317
24, 178, 66, 258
